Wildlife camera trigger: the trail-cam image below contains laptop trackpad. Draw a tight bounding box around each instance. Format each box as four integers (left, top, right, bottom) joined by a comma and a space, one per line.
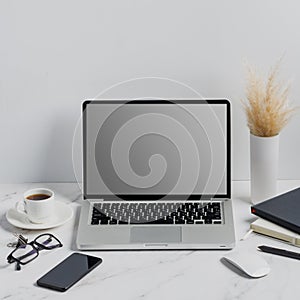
130, 227, 181, 243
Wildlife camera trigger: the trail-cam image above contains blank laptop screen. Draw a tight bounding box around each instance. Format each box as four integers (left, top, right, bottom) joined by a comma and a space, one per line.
83, 100, 230, 199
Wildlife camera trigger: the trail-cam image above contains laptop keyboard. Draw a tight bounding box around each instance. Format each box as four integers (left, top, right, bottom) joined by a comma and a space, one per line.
90, 201, 223, 225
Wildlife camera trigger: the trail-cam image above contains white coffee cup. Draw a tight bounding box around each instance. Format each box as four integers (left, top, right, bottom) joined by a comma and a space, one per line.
15, 188, 55, 223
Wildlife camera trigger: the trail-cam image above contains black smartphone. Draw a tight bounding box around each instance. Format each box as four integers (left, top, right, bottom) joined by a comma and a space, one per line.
37, 253, 102, 292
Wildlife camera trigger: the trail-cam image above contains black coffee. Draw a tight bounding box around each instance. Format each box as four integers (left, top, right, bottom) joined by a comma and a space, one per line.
26, 194, 50, 201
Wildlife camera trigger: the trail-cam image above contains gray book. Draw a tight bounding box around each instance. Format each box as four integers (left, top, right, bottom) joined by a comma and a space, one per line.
251, 187, 300, 234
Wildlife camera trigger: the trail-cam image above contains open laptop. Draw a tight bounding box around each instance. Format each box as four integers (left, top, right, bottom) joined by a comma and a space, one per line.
76, 99, 235, 250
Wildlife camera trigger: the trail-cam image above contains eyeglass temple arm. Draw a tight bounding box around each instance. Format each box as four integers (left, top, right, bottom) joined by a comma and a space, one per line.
15, 262, 21, 271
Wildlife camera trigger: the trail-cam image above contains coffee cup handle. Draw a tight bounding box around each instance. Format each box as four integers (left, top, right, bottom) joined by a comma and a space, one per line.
15, 201, 27, 217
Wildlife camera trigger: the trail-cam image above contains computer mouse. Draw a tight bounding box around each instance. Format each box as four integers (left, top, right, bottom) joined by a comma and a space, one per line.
222, 251, 270, 278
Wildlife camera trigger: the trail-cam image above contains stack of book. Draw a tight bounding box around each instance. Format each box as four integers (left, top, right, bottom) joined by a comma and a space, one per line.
250, 187, 300, 247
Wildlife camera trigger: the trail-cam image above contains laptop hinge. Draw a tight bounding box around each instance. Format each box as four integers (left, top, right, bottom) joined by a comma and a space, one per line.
86, 198, 105, 203
210, 197, 228, 201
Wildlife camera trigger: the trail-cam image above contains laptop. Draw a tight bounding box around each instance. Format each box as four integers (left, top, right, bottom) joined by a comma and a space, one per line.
76, 99, 235, 250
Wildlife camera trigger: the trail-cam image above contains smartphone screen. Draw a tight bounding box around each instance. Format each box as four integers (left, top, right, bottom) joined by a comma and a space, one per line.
37, 253, 102, 292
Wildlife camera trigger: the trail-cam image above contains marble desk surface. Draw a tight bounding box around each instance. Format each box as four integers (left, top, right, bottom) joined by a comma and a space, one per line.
1, 181, 300, 300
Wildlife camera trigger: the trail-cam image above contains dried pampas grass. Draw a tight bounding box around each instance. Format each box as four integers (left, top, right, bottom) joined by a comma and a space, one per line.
242, 60, 296, 137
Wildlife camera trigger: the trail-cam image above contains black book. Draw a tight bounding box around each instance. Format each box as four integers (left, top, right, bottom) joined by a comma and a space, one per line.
251, 187, 300, 234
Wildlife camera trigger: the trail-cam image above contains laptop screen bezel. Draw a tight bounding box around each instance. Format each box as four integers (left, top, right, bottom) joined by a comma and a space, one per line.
82, 99, 231, 200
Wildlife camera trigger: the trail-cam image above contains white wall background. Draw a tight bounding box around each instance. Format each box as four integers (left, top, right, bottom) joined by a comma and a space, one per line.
1, 0, 300, 183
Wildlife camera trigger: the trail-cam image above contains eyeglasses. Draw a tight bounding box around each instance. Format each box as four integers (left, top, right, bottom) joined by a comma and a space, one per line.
7, 233, 63, 271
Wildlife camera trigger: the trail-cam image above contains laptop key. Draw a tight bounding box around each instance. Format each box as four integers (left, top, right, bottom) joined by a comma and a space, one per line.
195, 220, 204, 224
119, 220, 128, 225
176, 219, 185, 224
91, 218, 100, 225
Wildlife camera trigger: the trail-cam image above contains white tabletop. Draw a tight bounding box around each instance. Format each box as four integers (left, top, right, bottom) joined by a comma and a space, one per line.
1, 180, 300, 300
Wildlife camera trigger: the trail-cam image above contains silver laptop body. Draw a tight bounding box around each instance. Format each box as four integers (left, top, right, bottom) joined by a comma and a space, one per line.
76, 99, 235, 250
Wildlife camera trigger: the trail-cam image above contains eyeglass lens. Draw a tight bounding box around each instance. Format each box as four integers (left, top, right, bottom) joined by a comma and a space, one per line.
34, 234, 61, 249
13, 244, 38, 263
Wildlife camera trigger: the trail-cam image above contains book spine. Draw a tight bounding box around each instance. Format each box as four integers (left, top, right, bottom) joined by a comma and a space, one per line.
251, 207, 300, 235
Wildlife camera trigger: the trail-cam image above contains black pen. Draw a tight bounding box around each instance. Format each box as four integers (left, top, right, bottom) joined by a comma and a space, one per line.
258, 245, 300, 261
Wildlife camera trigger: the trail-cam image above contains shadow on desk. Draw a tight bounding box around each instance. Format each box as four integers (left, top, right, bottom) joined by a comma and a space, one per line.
235, 196, 251, 204
220, 257, 253, 279
70, 206, 81, 251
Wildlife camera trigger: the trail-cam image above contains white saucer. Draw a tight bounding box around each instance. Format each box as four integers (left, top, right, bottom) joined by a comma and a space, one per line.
6, 201, 73, 230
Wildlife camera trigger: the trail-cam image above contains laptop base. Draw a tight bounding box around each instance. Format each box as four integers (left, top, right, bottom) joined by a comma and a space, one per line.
76, 199, 235, 250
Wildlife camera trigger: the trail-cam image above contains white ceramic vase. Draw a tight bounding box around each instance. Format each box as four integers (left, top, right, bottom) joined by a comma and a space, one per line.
250, 134, 279, 204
